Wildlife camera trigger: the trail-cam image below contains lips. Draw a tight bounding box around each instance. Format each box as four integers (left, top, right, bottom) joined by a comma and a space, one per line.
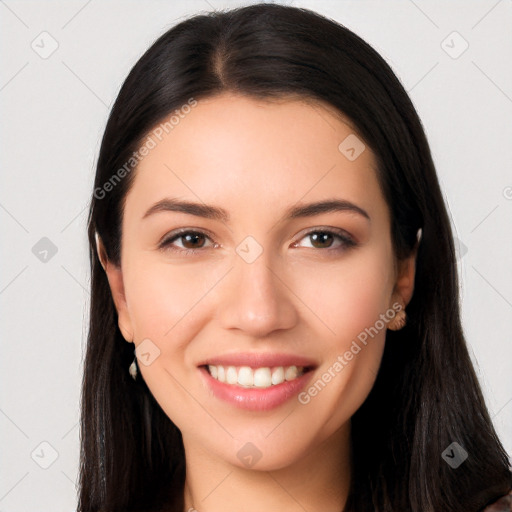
197, 352, 317, 369
197, 352, 317, 411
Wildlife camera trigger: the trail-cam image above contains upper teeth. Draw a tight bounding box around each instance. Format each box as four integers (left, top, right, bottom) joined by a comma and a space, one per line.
207, 365, 304, 388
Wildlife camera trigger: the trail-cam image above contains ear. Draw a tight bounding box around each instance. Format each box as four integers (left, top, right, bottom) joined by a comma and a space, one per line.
391, 236, 419, 308
95, 232, 134, 343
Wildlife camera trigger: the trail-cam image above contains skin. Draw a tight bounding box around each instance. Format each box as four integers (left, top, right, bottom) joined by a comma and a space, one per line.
97, 92, 416, 511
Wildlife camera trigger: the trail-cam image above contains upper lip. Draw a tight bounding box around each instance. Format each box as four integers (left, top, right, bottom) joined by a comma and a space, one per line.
198, 352, 317, 369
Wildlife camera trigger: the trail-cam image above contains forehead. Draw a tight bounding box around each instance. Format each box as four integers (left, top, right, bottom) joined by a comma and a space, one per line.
124, 92, 386, 225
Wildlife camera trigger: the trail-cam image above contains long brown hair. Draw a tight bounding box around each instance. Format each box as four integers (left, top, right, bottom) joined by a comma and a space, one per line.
79, 4, 511, 511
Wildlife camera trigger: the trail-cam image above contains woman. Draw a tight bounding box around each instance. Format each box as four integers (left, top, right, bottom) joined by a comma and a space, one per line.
79, 3, 512, 511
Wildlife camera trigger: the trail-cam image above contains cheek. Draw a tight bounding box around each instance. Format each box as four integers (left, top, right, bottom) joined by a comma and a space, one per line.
121, 258, 216, 427
292, 249, 393, 429
123, 255, 219, 339
289, 247, 394, 347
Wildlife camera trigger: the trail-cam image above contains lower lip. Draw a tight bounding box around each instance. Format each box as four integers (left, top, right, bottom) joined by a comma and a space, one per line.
199, 366, 314, 411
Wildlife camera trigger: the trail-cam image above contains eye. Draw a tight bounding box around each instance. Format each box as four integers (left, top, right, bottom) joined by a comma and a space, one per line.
159, 227, 357, 255
159, 229, 217, 254
292, 228, 356, 251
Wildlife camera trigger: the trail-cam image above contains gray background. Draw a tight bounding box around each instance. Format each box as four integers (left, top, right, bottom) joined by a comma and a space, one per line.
1, 0, 511, 509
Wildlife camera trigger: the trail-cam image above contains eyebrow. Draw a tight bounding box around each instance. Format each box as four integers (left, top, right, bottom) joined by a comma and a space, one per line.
142, 198, 370, 223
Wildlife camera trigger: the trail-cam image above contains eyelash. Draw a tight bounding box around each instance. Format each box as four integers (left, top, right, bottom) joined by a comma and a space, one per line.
158, 228, 357, 255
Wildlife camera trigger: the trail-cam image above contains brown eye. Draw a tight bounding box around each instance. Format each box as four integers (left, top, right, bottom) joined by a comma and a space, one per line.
180, 232, 207, 249
293, 229, 356, 252
159, 230, 215, 254
309, 232, 335, 249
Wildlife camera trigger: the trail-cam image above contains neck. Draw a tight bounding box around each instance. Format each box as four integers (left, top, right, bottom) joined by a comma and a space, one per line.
182, 422, 352, 512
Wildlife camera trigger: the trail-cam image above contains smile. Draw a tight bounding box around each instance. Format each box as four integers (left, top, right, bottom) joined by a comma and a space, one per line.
197, 353, 316, 411
206, 364, 305, 388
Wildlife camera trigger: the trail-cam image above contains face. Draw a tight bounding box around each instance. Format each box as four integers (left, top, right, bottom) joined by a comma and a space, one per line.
100, 92, 415, 471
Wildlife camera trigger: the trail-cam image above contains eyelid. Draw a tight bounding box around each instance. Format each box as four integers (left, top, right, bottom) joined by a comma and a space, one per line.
293, 226, 356, 248
297, 225, 353, 239
159, 227, 214, 244
159, 228, 216, 250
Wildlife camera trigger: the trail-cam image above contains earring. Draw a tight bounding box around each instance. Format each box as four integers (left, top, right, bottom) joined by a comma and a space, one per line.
129, 355, 138, 380
388, 299, 407, 331
128, 342, 137, 380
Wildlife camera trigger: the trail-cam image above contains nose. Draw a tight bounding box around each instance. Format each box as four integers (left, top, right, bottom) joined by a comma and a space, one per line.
218, 252, 299, 338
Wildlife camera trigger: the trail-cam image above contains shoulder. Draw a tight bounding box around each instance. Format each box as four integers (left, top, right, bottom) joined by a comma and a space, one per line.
481, 490, 512, 512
